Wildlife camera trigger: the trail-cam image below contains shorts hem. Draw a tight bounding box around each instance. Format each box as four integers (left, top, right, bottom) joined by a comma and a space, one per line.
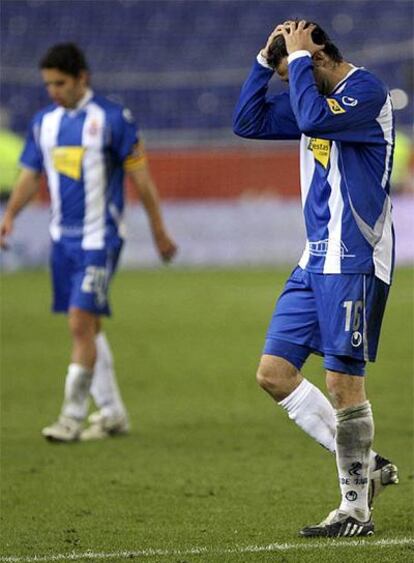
322, 347, 376, 363
265, 336, 322, 359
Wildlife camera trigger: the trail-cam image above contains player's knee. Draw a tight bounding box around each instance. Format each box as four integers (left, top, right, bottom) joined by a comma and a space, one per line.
257, 355, 302, 400
256, 364, 274, 391
256, 363, 288, 401
69, 312, 96, 341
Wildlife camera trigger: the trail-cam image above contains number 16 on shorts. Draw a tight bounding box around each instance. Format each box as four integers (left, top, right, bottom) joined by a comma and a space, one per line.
343, 300, 363, 348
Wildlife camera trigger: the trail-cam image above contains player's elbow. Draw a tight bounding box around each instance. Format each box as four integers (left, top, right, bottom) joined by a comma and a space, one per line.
233, 113, 254, 138
297, 118, 317, 136
296, 114, 327, 137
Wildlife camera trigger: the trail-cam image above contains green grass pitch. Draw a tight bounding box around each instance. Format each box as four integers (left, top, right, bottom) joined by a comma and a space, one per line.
1, 267, 413, 562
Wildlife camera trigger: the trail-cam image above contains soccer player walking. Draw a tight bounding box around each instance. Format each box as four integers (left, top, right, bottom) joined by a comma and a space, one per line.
0, 44, 177, 442
233, 21, 398, 536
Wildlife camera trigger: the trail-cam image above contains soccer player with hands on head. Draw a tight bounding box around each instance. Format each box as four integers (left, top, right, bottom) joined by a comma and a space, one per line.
234, 20, 398, 537
0, 43, 177, 443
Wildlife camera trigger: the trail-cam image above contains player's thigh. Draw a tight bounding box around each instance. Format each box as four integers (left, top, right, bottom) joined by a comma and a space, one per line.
312, 272, 390, 367
70, 241, 123, 317
264, 266, 320, 368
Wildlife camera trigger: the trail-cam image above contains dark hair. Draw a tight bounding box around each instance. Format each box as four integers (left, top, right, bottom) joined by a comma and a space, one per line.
39, 43, 89, 77
266, 21, 343, 69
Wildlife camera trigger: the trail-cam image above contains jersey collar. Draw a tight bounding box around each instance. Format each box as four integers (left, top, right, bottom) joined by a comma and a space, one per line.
331, 65, 361, 95
66, 88, 94, 116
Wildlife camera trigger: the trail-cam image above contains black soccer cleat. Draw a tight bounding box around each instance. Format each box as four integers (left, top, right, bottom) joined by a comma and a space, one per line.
299, 510, 375, 538
368, 455, 399, 509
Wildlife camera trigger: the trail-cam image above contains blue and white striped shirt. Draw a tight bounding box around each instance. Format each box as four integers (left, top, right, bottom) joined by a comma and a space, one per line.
21, 89, 145, 249
233, 51, 395, 284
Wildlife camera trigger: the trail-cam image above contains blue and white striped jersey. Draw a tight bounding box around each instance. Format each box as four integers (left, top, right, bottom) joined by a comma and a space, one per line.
21, 89, 146, 249
233, 51, 395, 284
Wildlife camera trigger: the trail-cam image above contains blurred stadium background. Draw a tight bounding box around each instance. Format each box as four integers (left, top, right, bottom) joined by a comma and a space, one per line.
1, 0, 413, 269
1, 3, 413, 560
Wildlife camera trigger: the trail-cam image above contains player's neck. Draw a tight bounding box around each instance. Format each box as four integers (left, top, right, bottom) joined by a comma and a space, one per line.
328, 61, 355, 93
69, 87, 92, 110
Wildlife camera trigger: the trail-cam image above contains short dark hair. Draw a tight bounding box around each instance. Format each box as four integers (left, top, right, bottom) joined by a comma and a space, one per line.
266, 21, 343, 69
39, 43, 89, 77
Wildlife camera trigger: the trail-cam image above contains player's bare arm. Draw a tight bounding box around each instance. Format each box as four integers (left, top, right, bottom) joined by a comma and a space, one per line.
0, 168, 41, 249
280, 20, 325, 56
127, 164, 178, 262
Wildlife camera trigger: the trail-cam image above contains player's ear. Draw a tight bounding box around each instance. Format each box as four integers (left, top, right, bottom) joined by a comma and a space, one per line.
312, 51, 326, 67
78, 70, 89, 86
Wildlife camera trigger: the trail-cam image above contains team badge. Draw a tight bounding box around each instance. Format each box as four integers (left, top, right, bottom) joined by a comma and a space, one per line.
88, 119, 100, 136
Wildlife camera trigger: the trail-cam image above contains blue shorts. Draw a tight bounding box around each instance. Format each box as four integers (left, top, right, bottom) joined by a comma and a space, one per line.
50, 239, 123, 316
264, 267, 390, 376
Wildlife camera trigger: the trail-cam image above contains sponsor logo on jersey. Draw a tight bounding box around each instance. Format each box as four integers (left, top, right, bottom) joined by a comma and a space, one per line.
308, 138, 331, 168
327, 98, 346, 114
342, 96, 358, 107
308, 239, 355, 258
52, 146, 85, 180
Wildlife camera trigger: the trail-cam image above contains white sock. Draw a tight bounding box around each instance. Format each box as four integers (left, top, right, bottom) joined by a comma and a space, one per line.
61, 363, 93, 420
335, 401, 374, 521
278, 378, 337, 452
278, 379, 378, 471
90, 332, 127, 419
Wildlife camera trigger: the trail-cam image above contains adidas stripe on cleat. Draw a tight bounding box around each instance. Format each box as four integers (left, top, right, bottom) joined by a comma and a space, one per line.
299, 510, 374, 538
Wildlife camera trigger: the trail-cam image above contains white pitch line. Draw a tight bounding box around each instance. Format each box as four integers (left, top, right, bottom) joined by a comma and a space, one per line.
1, 538, 413, 562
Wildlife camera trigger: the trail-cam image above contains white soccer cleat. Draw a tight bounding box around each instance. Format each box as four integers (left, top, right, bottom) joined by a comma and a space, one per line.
42, 415, 83, 442
79, 410, 129, 441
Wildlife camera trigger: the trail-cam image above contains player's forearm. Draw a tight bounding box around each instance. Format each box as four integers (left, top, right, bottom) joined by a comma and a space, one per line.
233, 61, 301, 140
139, 181, 167, 236
4, 169, 41, 219
128, 168, 167, 236
233, 61, 275, 138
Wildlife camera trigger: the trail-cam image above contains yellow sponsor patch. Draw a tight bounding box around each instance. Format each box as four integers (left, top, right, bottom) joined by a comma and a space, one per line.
308, 138, 331, 168
327, 98, 346, 114
52, 146, 85, 180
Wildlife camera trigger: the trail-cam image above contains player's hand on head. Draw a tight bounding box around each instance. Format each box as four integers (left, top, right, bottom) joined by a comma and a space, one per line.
155, 231, 178, 263
281, 20, 325, 56
261, 23, 288, 58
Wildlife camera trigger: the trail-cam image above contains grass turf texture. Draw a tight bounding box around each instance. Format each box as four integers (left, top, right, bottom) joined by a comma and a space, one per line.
1, 267, 413, 563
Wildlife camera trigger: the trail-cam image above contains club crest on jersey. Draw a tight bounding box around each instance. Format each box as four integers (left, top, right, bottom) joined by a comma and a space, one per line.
87, 119, 100, 136
327, 98, 346, 114
308, 138, 331, 168
52, 146, 85, 180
